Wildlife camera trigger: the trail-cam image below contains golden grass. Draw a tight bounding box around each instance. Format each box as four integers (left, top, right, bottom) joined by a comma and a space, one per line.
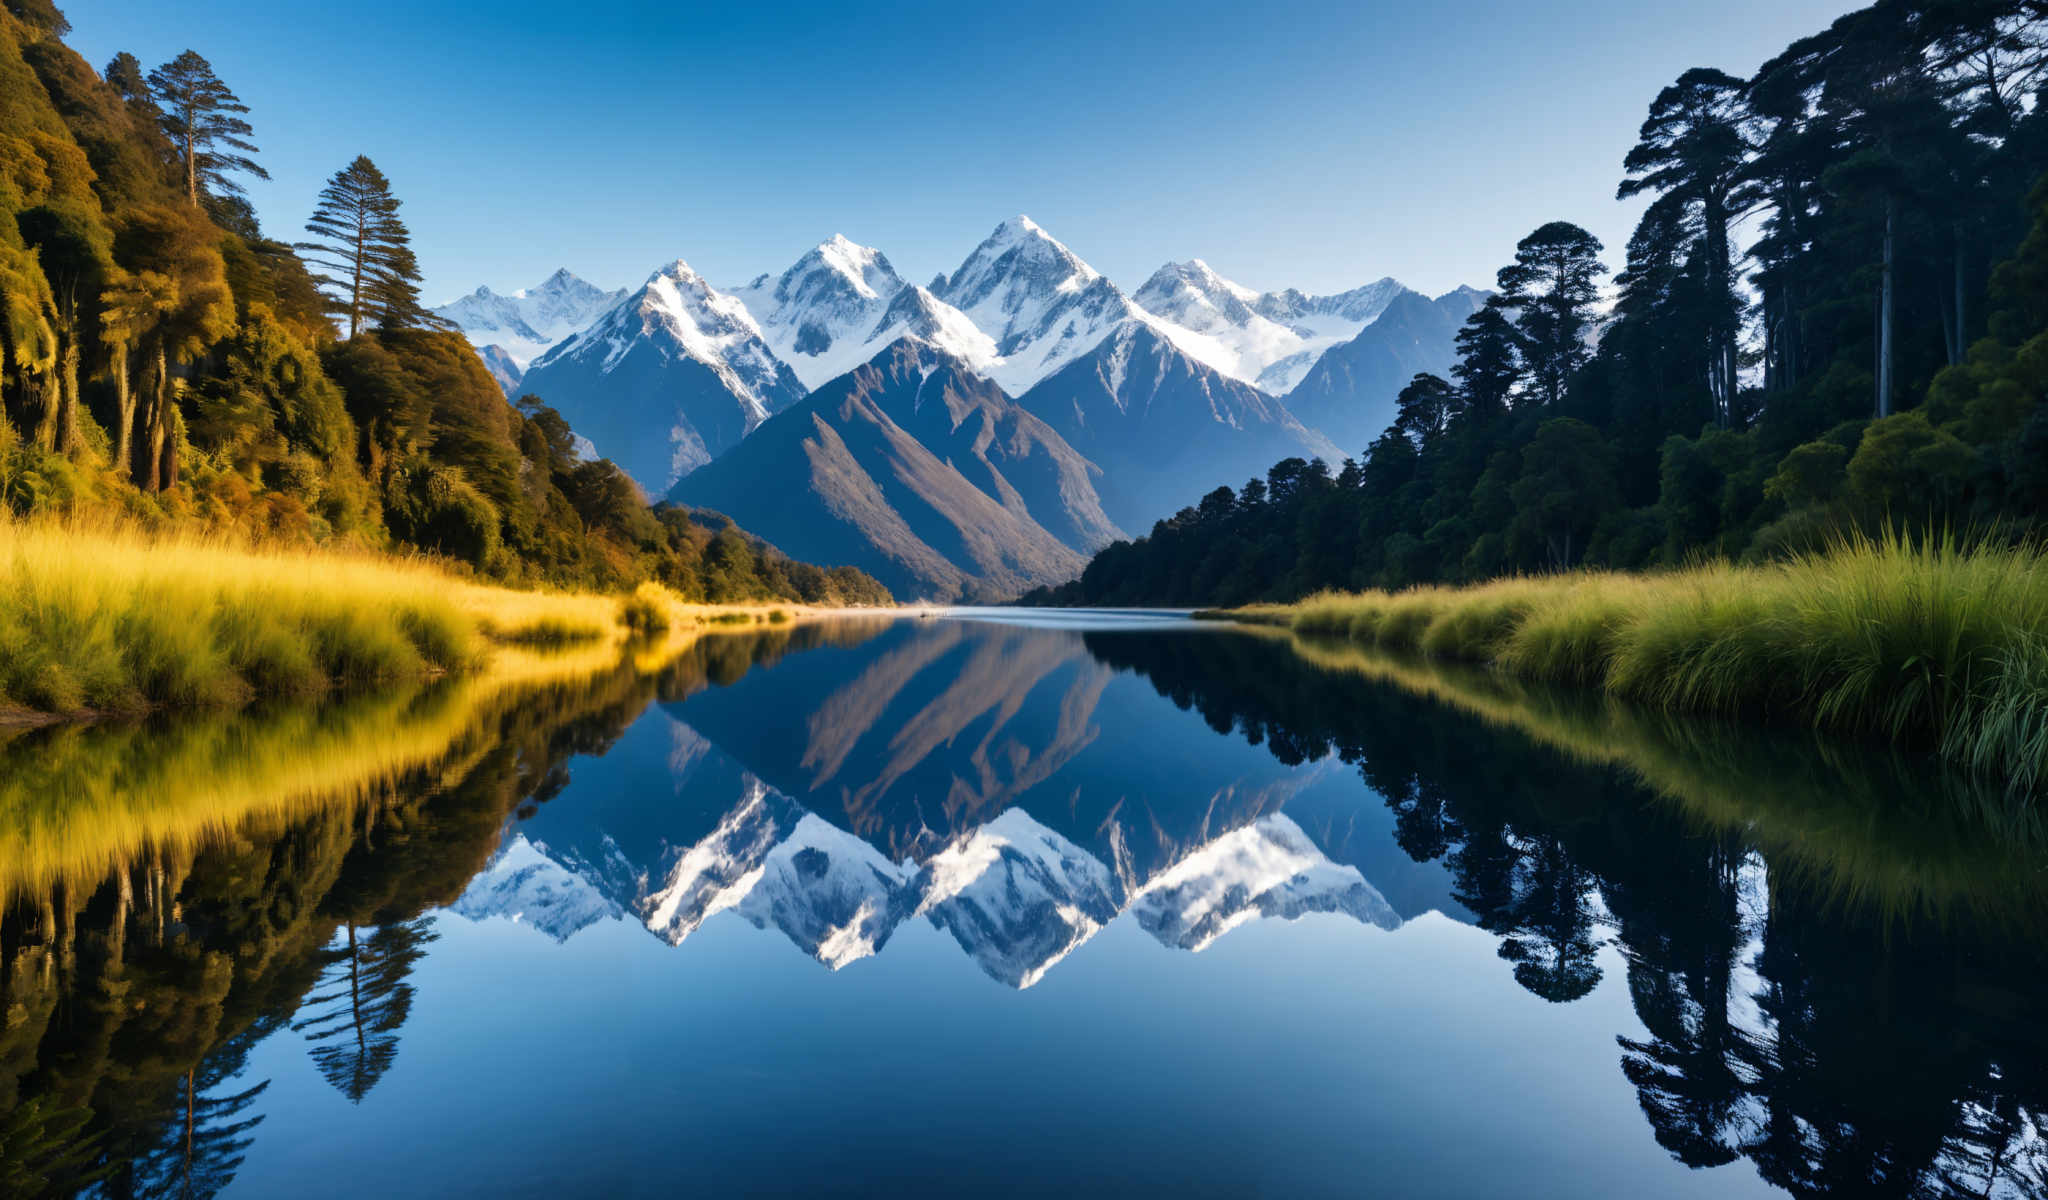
0, 515, 918, 899
0, 610, 882, 902
0, 515, 909, 722
1208, 534, 2048, 789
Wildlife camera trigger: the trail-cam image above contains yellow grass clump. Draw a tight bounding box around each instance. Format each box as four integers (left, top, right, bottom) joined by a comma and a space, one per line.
0, 517, 886, 722
1212, 533, 2048, 790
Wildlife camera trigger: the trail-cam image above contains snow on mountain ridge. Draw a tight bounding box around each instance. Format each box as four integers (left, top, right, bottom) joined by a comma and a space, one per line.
1133, 814, 1401, 952
455, 781, 1404, 989
450, 835, 623, 942
431, 268, 624, 369
918, 809, 1120, 989
729, 236, 1000, 389
931, 216, 1218, 395
1132, 263, 1420, 395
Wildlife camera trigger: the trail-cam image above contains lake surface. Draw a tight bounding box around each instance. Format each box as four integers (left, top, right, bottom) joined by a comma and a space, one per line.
3, 611, 2045, 1198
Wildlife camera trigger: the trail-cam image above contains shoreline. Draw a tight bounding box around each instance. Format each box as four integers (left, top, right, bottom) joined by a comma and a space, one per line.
1191, 536, 2048, 790
0, 518, 942, 729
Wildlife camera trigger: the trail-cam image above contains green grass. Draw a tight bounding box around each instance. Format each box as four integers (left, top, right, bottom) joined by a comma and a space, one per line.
1221, 533, 2048, 789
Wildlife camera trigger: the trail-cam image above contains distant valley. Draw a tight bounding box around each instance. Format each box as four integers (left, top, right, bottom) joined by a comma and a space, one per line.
431, 220, 1481, 600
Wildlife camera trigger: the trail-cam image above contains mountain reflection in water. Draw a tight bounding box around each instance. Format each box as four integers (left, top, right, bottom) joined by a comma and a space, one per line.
2, 611, 2044, 1198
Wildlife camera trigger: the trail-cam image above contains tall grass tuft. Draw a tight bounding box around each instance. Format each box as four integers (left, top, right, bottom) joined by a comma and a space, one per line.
619, 581, 677, 635
0, 517, 670, 718
1230, 532, 2048, 789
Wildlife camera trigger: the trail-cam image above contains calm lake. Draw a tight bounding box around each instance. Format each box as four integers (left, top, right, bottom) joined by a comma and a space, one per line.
3, 611, 2045, 1198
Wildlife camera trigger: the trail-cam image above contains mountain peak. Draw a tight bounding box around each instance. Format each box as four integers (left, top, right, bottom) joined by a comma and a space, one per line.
433, 269, 626, 377
928, 216, 1125, 392
789, 234, 896, 302
651, 258, 704, 285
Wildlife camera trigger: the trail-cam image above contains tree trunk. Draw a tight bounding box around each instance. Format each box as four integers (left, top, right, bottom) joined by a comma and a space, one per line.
158, 402, 181, 491
111, 342, 136, 478
55, 308, 80, 456
143, 344, 167, 492
1955, 224, 1968, 364
1878, 197, 1896, 419
28, 373, 56, 452
1708, 195, 1735, 428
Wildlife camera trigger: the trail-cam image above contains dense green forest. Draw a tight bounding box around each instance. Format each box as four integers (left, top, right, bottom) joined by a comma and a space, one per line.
1031, 0, 2048, 607
0, 2, 887, 606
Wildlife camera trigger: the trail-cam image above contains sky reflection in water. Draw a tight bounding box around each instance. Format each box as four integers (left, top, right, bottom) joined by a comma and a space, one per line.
3, 612, 2043, 1199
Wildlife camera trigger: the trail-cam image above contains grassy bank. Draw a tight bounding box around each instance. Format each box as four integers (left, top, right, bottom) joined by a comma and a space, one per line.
1205, 535, 2048, 790
0, 518, 878, 722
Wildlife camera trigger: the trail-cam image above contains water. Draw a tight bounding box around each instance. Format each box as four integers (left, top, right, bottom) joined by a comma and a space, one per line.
3, 612, 2045, 1198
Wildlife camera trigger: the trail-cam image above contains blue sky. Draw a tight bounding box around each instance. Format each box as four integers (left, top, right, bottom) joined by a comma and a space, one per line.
69, 0, 1863, 303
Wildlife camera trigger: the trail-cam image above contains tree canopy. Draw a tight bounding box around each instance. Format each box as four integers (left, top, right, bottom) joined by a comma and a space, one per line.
1034, 0, 2048, 608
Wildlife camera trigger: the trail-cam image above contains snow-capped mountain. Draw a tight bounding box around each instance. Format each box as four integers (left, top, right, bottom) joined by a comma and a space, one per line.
918, 809, 1120, 988
1282, 286, 1491, 455
515, 260, 808, 493
1131, 260, 1309, 392
452, 835, 623, 942
431, 268, 625, 375
468, 224, 1481, 527
454, 776, 1406, 989
1133, 263, 1419, 395
928, 216, 1175, 395
1132, 814, 1399, 952
729, 235, 997, 390
1016, 321, 1339, 532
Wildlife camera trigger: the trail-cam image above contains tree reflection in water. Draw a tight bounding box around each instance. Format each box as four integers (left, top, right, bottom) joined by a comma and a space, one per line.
0, 617, 2042, 1198
1086, 628, 2048, 1200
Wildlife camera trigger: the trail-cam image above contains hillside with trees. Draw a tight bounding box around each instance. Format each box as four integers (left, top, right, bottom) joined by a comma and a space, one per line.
1028, 0, 2048, 608
0, 3, 888, 606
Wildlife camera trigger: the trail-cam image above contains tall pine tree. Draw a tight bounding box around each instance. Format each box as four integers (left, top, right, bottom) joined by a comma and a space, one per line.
1497, 222, 1607, 410
145, 51, 267, 208
297, 156, 440, 336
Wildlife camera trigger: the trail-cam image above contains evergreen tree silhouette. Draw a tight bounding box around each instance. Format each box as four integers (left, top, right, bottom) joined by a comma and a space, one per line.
292, 917, 438, 1103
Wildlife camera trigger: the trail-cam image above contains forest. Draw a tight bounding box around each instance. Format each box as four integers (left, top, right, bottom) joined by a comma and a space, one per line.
0, 1, 887, 607
1031, 0, 2048, 608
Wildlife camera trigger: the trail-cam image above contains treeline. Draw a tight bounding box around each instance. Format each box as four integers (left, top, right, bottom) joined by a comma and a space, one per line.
1031, 0, 2048, 607
0, 2, 888, 606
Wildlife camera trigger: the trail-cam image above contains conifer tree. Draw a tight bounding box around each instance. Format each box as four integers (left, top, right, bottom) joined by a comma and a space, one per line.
103, 51, 153, 111
1497, 222, 1607, 410
2, 0, 69, 38
297, 157, 441, 336
1618, 68, 1753, 425
1392, 372, 1461, 448
1451, 297, 1522, 418
145, 51, 267, 207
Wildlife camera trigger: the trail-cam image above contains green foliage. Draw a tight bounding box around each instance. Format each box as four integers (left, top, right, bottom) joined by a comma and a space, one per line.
1764, 440, 1849, 508
0, 10, 886, 603
295, 155, 434, 337
385, 457, 500, 571
1047, 2, 2048, 612
145, 50, 266, 205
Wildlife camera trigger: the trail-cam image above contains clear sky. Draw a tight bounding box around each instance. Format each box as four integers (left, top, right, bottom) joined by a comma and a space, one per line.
67, 0, 1865, 304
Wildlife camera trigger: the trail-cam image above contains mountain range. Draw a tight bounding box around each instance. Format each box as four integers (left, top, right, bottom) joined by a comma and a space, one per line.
671, 339, 1118, 601
449, 619, 1421, 988
431, 220, 1483, 598
431, 268, 625, 394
